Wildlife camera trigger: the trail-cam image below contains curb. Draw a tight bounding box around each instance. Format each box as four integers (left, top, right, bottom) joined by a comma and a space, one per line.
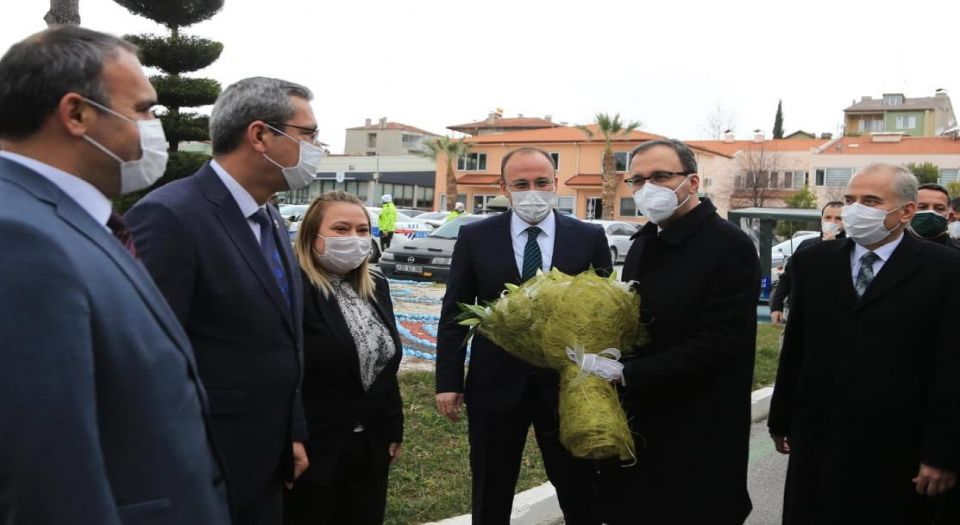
425, 385, 776, 525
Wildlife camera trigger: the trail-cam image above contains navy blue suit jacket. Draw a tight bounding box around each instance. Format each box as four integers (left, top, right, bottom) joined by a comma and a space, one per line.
436, 211, 613, 412
0, 158, 230, 524
125, 163, 306, 508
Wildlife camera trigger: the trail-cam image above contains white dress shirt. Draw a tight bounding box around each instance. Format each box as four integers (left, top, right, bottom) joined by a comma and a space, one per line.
210, 159, 268, 242
510, 210, 556, 277
0, 151, 112, 231
850, 231, 904, 286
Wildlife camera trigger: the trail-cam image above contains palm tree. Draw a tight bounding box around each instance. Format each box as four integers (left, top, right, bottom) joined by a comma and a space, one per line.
578, 113, 641, 220
421, 136, 472, 211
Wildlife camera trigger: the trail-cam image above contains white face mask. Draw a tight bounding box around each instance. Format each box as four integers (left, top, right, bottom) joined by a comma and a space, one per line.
949, 221, 960, 239
80, 97, 169, 194
633, 176, 692, 224
509, 190, 555, 224
821, 221, 842, 236
841, 202, 903, 246
263, 124, 325, 191
314, 235, 370, 274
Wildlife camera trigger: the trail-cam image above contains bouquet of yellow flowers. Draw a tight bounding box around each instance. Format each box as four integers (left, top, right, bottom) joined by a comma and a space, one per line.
458, 269, 647, 461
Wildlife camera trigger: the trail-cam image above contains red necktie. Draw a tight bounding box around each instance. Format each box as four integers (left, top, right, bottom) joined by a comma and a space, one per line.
107, 212, 138, 259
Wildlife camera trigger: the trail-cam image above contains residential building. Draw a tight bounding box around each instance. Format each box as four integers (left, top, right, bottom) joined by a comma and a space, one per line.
809, 134, 960, 201
843, 91, 956, 137
433, 125, 733, 220
344, 117, 440, 156
447, 110, 561, 136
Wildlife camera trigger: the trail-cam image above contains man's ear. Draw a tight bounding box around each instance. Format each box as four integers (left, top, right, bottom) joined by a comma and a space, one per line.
900, 201, 918, 224
58, 93, 93, 138
688, 173, 701, 193
248, 121, 269, 153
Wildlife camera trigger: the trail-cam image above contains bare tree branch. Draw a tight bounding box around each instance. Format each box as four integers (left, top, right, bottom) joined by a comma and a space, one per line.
703, 101, 736, 140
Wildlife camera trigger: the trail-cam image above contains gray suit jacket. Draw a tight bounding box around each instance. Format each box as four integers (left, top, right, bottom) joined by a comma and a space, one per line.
0, 158, 230, 524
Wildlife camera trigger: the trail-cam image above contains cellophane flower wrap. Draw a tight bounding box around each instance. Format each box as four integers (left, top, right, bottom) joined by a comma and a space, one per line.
458, 269, 647, 461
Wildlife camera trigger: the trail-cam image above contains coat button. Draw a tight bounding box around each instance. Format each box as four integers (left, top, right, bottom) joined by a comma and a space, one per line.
212, 474, 224, 487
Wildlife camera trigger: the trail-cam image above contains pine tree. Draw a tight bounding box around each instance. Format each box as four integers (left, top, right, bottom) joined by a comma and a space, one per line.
773, 100, 784, 139
112, 0, 225, 211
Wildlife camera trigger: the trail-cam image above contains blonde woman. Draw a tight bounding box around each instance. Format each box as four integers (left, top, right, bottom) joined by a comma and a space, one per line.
283, 191, 403, 525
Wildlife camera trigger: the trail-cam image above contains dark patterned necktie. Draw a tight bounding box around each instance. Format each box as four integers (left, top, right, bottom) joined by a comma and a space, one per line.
854, 251, 880, 298
107, 212, 138, 259
521, 226, 543, 281
250, 209, 291, 310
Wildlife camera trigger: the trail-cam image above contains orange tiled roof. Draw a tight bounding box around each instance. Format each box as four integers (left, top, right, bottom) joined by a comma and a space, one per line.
348, 122, 440, 136
687, 139, 828, 157
456, 174, 500, 185
448, 117, 561, 132
565, 175, 602, 186
462, 125, 733, 158
819, 136, 960, 155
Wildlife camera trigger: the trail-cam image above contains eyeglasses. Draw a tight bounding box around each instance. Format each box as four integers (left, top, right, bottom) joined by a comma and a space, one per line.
265, 121, 321, 142
623, 171, 693, 188
505, 178, 555, 191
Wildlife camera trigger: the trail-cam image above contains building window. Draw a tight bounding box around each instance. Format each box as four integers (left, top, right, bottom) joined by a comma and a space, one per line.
620, 197, 642, 217
769, 171, 779, 189
472, 194, 498, 211
457, 153, 487, 171
823, 168, 853, 187
939, 169, 959, 185
556, 196, 574, 215
858, 118, 884, 133
438, 194, 467, 211
815, 169, 825, 186
895, 115, 917, 130
611, 152, 630, 172
883, 94, 904, 106
586, 197, 603, 220
367, 133, 377, 148
550, 152, 560, 170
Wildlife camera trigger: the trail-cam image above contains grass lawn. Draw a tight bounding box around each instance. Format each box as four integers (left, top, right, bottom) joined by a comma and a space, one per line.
385, 371, 546, 525
387, 324, 782, 523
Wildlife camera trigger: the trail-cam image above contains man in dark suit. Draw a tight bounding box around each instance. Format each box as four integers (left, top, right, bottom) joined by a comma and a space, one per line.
911, 183, 960, 250
436, 147, 612, 524
770, 201, 845, 324
0, 26, 229, 524
769, 163, 960, 524
125, 77, 323, 524
599, 139, 760, 524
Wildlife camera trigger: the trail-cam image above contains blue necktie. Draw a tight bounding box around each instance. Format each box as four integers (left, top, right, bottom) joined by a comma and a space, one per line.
251, 209, 291, 310
854, 251, 880, 298
521, 226, 543, 281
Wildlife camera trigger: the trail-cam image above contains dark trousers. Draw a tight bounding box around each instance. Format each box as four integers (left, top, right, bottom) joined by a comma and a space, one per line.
283, 431, 389, 525
467, 376, 600, 525
235, 480, 283, 525
380, 231, 394, 251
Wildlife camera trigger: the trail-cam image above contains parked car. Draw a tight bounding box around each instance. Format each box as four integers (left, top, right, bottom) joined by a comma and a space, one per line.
396, 208, 426, 217
366, 206, 433, 263
584, 219, 641, 263
771, 231, 820, 282
378, 214, 487, 282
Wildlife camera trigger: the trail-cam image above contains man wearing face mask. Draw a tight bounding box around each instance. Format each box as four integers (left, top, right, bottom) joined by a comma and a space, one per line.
598, 139, 761, 525
436, 147, 612, 524
769, 163, 960, 524
126, 77, 323, 524
769, 201, 846, 324
0, 27, 230, 524
912, 183, 960, 250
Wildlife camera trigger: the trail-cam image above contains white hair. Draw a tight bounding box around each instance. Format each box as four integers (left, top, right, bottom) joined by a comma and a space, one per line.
851, 162, 918, 205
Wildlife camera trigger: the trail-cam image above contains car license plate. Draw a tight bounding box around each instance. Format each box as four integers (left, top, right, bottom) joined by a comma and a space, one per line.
396, 264, 422, 274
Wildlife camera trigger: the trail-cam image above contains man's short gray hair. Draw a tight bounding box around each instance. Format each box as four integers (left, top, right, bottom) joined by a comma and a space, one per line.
854, 162, 918, 205
209, 76, 313, 155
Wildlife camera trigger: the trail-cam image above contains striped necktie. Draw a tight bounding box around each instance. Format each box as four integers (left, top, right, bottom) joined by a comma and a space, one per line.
521, 226, 543, 281
251, 209, 292, 310
854, 251, 880, 298
107, 212, 138, 259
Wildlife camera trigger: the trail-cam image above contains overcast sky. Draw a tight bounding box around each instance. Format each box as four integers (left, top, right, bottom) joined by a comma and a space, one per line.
3, 0, 958, 152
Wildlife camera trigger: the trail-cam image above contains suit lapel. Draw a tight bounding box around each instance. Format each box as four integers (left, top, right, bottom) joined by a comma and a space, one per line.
495, 212, 522, 284
551, 212, 574, 272
857, 234, 921, 310
371, 285, 403, 370
827, 238, 860, 309
314, 283, 364, 391
199, 168, 295, 335
0, 160, 200, 373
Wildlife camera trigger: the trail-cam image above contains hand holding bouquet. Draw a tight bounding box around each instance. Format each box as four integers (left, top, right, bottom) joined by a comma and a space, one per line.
459, 269, 647, 461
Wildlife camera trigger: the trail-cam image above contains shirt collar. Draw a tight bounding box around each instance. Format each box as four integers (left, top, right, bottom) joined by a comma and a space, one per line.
852, 230, 904, 263
637, 199, 715, 245
210, 159, 263, 218
510, 209, 556, 239
0, 151, 112, 228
